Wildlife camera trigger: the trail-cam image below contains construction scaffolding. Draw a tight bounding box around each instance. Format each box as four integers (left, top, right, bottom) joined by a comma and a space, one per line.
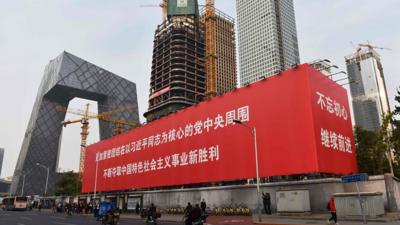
144, 15, 205, 122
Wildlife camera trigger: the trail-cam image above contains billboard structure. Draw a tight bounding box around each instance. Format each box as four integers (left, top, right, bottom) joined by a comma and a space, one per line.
82, 64, 357, 193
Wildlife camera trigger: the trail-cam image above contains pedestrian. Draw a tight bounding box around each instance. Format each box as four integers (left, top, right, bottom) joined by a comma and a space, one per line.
327, 196, 338, 225
135, 202, 140, 215
200, 199, 206, 213
184, 202, 193, 225
262, 192, 271, 214
38, 201, 42, 212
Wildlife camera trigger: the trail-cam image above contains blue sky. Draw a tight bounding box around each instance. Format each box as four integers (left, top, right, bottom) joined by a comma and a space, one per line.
0, 0, 399, 177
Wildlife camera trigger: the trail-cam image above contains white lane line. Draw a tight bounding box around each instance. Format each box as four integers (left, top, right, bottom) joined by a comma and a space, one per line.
17, 223, 26, 225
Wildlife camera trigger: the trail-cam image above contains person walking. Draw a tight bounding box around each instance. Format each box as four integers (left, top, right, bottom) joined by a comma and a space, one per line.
135, 202, 140, 215
200, 199, 207, 213
327, 196, 338, 225
262, 192, 271, 214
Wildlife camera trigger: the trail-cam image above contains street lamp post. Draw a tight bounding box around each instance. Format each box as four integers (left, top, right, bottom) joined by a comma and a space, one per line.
21, 170, 32, 196
36, 163, 50, 196
233, 120, 262, 222
93, 158, 99, 203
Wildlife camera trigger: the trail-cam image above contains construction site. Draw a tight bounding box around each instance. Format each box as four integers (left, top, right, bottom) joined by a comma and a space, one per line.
144, 0, 237, 121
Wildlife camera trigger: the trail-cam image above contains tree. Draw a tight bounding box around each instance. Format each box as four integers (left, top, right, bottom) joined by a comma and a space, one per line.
391, 88, 400, 176
53, 171, 82, 196
354, 126, 389, 175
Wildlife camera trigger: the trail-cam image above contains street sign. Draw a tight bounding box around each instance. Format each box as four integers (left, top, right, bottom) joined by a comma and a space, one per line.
341, 173, 369, 183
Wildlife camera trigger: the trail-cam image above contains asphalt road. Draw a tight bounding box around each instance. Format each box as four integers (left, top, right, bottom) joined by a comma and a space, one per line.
0, 210, 181, 225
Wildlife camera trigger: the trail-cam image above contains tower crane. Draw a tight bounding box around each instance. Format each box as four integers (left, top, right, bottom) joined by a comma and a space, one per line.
56, 104, 139, 173
204, 0, 217, 99
139, 0, 168, 23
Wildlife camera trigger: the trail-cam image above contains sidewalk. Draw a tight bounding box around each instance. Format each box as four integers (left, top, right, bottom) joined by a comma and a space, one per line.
119, 213, 400, 225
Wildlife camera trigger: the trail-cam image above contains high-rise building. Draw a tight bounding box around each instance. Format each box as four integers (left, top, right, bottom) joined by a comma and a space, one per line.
11, 51, 139, 195
345, 48, 391, 131
236, 0, 300, 85
0, 148, 4, 177
210, 9, 237, 95
144, 0, 206, 121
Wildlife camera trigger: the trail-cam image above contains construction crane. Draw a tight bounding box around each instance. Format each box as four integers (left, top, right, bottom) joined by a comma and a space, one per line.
204, 0, 217, 99
57, 104, 139, 173
140, 0, 168, 23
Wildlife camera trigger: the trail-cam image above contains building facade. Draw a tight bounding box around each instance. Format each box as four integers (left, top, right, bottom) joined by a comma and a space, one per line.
213, 9, 237, 95
345, 48, 391, 131
236, 0, 300, 85
0, 148, 4, 177
144, 0, 206, 121
10, 51, 139, 195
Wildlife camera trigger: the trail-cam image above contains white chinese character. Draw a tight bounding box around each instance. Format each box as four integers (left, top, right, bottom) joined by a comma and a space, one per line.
132, 163, 137, 174
198, 148, 208, 163
225, 110, 236, 126
214, 114, 224, 129
185, 123, 194, 137
116, 147, 121, 156
137, 162, 143, 173
130, 142, 136, 152
150, 159, 157, 171
121, 166, 127, 175
148, 136, 154, 147
338, 134, 345, 151
157, 157, 164, 170
120, 146, 124, 155
125, 144, 130, 154
209, 145, 219, 161
237, 105, 250, 122
107, 150, 111, 159
316, 92, 326, 110
172, 154, 180, 167
193, 121, 203, 135
341, 106, 348, 120
345, 137, 352, 153
168, 129, 176, 142
321, 128, 330, 148
143, 160, 150, 172
136, 140, 142, 151
126, 164, 132, 175
142, 138, 148, 149
330, 131, 338, 150
107, 168, 112, 178
103, 169, 108, 178
189, 150, 198, 164
154, 134, 161, 146
161, 132, 168, 144
180, 152, 189, 166
116, 166, 122, 176
111, 148, 116, 158
326, 97, 334, 113
112, 167, 117, 177
164, 156, 171, 168
334, 101, 341, 117
176, 127, 184, 139
204, 118, 213, 132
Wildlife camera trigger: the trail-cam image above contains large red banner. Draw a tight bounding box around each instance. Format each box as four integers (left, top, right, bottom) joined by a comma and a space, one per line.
82, 64, 358, 193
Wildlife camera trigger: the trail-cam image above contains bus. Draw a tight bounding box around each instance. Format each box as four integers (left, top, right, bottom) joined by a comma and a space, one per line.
1, 196, 29, 211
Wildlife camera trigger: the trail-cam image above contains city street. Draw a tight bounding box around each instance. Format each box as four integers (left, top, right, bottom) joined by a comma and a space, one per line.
0, 210, 181, 225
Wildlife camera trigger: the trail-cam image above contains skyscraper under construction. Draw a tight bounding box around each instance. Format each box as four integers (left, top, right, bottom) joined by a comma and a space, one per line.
145, 0, 237, 121
144, 0, 205, 122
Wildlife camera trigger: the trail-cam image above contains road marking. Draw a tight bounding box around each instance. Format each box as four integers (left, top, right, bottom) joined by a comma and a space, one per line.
17, 223, 26, 225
